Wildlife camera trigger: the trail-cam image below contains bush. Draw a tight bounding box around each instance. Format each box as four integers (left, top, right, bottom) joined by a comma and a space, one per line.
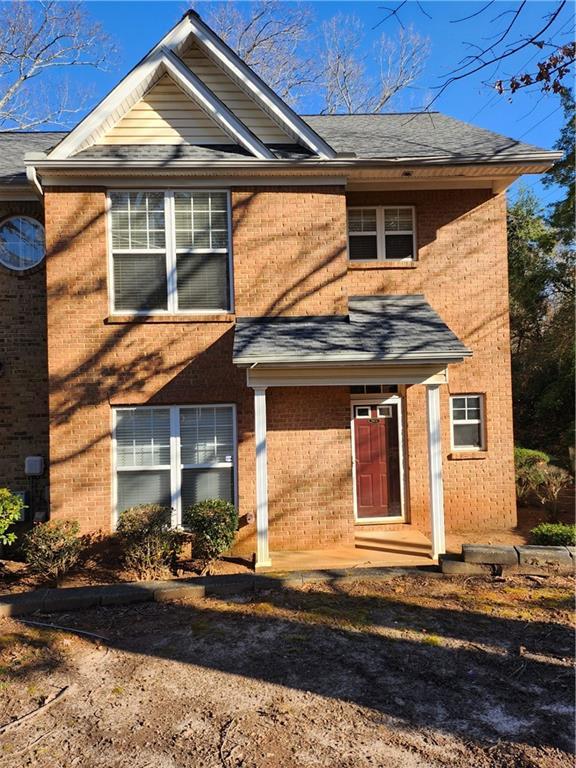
117, 505, 183, 580
531, 464, 572, 519
0, 488, 26, 547
23, 520, 83, 585
530, 522, 576, 547
514, 447, 550, 504
183, 499, 238, 574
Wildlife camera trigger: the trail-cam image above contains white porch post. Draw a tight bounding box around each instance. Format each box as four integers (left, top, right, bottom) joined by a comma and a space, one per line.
426, 383, 446, 560
253, 386, 271, 567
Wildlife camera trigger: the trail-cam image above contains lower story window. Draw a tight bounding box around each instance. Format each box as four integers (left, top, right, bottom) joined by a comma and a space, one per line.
450, 394, 485, 450
113, 405, 235, 525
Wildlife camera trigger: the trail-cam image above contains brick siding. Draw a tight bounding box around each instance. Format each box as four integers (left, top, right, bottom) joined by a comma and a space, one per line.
0, 200, 49, 520
41, 184, 516, 552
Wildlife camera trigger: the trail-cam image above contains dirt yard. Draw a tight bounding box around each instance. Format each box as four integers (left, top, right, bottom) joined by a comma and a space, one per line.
0, 572, 573, 767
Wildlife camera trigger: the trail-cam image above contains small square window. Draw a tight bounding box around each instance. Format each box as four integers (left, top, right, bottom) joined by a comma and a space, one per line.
451, 395, 485, 451
347, 206, 416, 262
355, 406, 371, 419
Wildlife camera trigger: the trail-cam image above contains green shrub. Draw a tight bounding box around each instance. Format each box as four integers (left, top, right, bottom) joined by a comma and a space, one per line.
514, 447, 550, 504
23, 520, 83, 585
117, 504, 183, 580
183, 499, 238, 574
530, 522, 576, 547
0, 488, 26, 546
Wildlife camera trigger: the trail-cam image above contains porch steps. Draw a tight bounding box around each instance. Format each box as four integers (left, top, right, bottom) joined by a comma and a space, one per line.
440, 544, 575, 576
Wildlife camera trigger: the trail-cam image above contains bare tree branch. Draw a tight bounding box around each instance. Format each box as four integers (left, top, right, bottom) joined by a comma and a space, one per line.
201, 0, 317, 106
321, 15, 429, 114
0, 0, 117, 131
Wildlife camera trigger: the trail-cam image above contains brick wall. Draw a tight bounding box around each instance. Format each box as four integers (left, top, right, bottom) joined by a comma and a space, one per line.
43, 186, 349, 548
43, 184, 515, 551
345, 189, 516, 532
0, 200, 49, 519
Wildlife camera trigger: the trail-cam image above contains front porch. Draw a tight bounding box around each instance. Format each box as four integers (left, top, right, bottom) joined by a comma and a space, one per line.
234, 295, 472, 569
258, 527, 434, 572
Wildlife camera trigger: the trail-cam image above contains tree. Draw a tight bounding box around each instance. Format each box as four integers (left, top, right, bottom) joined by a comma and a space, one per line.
202, 1, 430, 112
507, 190, 575, 462
543, 90, 575, 245
202, 0, 314, 105
320, 16, 429, 114
0, 0, 116, 130
375, 1, 574, 105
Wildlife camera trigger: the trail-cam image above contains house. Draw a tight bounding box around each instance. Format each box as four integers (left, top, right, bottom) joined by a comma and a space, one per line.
0, 11, 560, 568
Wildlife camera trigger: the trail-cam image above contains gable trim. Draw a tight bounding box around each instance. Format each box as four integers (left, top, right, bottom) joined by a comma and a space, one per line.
185, 12, 336, 160
47, 14, 276, 161
160, 48, 274, 158
49, 50, 274, 160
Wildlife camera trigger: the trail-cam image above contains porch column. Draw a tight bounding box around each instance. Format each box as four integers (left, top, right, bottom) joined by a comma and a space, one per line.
253, 386, 271, 567
426, 383, 446, 559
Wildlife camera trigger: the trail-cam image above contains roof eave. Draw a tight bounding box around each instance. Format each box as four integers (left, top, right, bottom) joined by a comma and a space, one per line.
25, 152, 561, 173
233, 352, 472, 368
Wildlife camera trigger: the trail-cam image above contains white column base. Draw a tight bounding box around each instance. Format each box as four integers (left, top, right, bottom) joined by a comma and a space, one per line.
426, 383, 446, 560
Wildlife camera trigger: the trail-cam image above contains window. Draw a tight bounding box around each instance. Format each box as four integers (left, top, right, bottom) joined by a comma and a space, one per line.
0, 216, 45, 271
451, 395, 485, 451
109, 190, 231, 313
350, 384, 398, 395
114, 405, 235, 525
347, 206, 416, 261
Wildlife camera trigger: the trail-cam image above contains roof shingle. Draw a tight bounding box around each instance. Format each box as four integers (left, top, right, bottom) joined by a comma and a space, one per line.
233, 295, 471, 366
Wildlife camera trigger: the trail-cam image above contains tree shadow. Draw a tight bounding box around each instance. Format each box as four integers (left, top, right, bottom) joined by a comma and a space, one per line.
10, 578, 574, 753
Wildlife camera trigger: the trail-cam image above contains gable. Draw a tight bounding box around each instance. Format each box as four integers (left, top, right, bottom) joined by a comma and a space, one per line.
180, 42, 290, 144
46, 11, 335, 161
99, 74, 232, 145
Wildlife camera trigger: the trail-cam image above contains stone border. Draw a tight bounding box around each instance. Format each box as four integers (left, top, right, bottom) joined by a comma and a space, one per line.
441, 544, 575, 575
0, 565, 441, 618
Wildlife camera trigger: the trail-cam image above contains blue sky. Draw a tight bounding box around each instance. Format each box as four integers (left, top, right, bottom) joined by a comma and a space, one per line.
32, 1, 575, 203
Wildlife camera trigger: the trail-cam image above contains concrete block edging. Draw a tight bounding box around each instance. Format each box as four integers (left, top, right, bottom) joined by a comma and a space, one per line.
0, 566, 441, 618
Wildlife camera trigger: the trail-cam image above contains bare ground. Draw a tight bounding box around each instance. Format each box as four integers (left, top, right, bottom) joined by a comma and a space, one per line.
0, 573, 573, 767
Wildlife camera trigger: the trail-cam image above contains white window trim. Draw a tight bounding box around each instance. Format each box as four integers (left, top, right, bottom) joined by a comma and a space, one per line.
350, 394, 407, 525
111, 403, 238, 528
450, 393, 486, 452
106, 189, 234, 316
347, 205, 417, 262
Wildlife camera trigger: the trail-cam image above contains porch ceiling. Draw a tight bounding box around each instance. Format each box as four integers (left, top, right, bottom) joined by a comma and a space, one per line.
233, 295, 471, 375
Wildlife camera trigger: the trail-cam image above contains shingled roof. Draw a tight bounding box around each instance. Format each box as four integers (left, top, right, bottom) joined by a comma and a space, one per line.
233, 295, 471, 367
0, 131, 66, 184
0, 109, 559, 185
303, 113, 553, 163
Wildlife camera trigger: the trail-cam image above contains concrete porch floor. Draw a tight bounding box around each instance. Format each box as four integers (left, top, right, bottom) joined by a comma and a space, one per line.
261, 528, 435, 572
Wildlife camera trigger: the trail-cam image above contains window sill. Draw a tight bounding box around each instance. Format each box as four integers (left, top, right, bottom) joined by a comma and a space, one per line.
106, 313, 236, 324
448, 451, 488, 460
348, 261, 418, 270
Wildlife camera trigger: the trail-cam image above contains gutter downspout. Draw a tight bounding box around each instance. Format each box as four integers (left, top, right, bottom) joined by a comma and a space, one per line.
26, 165, 43, 198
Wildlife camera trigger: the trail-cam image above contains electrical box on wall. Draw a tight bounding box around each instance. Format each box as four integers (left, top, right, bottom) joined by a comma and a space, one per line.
25, 456, 44, 476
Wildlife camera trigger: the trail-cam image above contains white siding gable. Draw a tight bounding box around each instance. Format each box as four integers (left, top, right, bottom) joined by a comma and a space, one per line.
99, 75, 233, 145
180, 43, 291, 144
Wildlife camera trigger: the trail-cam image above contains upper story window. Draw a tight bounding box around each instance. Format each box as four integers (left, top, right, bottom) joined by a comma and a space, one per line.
109, 190, 231, 314
347, 206, 416, 262
450, 394, 486, 451
0, 216, 45, 271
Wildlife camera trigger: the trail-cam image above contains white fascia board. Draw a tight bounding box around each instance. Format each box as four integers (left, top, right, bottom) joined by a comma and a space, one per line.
161, 48, 274, 159
47, 53, 163, 159
185, 13, 337, 160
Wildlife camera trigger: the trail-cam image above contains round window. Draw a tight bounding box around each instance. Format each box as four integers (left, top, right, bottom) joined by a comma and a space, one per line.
0, 216, 45, 271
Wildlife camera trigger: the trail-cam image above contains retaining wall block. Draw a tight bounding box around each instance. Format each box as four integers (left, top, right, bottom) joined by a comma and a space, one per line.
462, 544, 518, 566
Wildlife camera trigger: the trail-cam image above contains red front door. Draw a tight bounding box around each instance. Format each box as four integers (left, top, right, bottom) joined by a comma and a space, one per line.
353, 403, 402, 519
